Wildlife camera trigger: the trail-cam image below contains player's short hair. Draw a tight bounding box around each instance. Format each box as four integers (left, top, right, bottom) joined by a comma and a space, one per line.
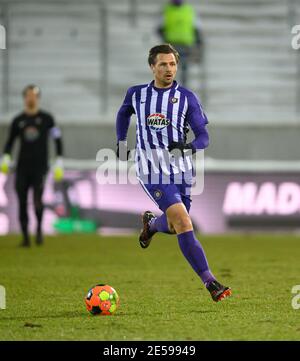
22, 84, 41, 98
148, 44, 180, 66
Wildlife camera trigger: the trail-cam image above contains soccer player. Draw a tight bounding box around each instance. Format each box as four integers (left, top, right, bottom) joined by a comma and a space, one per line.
0, 85, 64, 247
116, 44, 231, 302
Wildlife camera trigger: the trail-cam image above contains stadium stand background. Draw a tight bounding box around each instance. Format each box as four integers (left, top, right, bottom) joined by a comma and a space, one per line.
0, 0, 299, 161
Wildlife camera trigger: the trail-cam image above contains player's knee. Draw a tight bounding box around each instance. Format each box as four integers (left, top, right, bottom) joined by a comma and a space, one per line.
34, 195, 43, 210
34, 197, 42, 205
172, 215, 193, 234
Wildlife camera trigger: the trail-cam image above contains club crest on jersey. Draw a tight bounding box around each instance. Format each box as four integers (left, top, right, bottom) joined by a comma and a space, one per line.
170, 97, 178, 104
153, 190, 163, 200
147, 113, 170, 131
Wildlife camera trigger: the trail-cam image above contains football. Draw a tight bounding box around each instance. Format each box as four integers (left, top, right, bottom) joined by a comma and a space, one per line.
85, 284, 120, 316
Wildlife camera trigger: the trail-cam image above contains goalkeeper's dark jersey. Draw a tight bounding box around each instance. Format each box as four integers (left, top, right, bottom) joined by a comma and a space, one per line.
3, 110, 62, 172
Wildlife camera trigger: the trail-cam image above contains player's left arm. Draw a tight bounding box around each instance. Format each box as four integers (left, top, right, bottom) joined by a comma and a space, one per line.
185, 92, 209, 152
168, 92, 209, 154
49, 115, 64, 181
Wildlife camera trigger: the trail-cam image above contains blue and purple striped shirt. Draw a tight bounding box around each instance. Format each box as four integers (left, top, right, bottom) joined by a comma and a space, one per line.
116, 80, 209, 178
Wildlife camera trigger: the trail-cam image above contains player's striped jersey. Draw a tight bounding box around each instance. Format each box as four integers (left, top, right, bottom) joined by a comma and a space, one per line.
116, 80, 209, 182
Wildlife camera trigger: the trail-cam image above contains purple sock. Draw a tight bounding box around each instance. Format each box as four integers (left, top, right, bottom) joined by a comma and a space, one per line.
177, 230, 215, 286
149, 214, 172, 234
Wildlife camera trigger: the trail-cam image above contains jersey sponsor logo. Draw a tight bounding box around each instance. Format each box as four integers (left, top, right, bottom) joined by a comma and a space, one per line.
147, 113, 170, 131
24, 126, 40, 142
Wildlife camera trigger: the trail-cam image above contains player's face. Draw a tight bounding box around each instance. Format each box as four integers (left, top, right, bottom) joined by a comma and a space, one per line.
151, 53, 178, 87
24, 89, 40, 110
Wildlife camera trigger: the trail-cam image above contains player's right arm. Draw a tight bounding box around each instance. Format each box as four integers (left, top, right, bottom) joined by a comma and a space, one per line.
116, 87, 135, 160
0, 117, 19, 173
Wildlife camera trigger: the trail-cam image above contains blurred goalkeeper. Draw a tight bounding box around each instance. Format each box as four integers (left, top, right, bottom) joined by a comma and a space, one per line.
116, 44, 231, 302
0, 85, 64, 247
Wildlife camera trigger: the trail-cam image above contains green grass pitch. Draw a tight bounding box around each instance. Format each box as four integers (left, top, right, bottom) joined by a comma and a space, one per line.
0, 233, 300, 340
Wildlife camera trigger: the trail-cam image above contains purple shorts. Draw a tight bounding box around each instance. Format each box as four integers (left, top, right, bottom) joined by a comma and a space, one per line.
139, 175, 192, 213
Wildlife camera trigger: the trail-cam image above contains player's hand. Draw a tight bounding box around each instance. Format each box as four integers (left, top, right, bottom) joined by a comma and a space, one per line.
53, 157, 64, 182
0, 154, 11, 174
116, 141, 130, 161
168, 141, 194, 157
54, 166, 64, 182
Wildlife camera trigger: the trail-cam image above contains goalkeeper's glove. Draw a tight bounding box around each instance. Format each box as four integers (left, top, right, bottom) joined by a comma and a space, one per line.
168, 141, 195, 157
0, 154, 11, 174
116, 141, 130, 161
53, 157, 64, 182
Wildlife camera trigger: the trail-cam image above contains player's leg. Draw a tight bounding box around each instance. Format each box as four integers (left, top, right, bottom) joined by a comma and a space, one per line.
139, 178, 193, 246
138, 180, 180, 248
139, 211, 176, 248
148, 173, 192, 236
149, 212, 175, 235
32, 171, 46, 245
166, 202, 215, 283
166, 203, 231, 302
15, 171, 30, 247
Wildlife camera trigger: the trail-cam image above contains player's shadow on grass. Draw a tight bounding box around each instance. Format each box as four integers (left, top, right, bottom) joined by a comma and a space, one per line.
189, 310, 217, 314
0, 309, 218, 321
0, 311, 87, 322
